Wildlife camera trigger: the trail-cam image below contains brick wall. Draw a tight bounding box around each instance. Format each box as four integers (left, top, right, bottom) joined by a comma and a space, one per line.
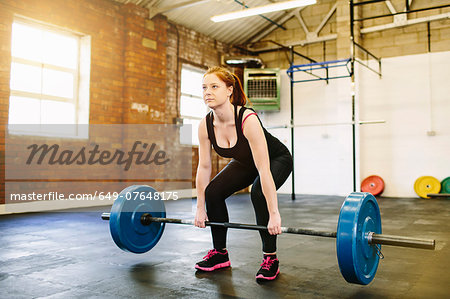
0, 0, 128, 125
0, 0, 245, 205
0, 0, 128, 204
121, 5, 168, 124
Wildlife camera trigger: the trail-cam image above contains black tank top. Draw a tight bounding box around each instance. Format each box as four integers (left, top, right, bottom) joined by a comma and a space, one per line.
206, 105, 288, 167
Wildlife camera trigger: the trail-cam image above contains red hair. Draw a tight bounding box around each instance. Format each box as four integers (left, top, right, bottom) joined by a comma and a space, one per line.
204, 66, 248, 106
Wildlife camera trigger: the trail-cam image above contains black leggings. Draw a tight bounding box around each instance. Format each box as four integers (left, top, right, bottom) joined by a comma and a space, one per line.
204, 152, 293, 253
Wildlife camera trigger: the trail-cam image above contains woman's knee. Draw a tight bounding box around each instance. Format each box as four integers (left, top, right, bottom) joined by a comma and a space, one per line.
205, 180, 221, 197
204, 181, 228, 207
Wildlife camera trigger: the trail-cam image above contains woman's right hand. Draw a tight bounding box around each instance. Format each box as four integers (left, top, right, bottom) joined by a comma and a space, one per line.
195, 208, 208, 228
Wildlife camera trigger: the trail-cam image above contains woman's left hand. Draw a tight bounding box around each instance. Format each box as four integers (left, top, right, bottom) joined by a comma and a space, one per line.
267, 212, 282, 235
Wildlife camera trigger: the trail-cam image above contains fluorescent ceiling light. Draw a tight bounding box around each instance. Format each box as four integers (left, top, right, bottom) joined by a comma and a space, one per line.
211, 0, 316, 22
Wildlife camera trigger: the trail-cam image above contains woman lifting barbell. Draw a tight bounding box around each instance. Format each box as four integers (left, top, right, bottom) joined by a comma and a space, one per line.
194, 66, 293, 281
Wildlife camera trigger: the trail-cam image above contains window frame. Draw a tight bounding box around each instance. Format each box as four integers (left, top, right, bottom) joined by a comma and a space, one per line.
8, 17, 90, 139
179, 63, 208, 146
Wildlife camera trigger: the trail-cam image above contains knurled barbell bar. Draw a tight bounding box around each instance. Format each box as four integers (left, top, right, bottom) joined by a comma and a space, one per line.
101, 185, 435, 285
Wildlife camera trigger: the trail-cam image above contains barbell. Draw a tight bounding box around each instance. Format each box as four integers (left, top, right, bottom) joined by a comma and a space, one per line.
101, 185, 435, 285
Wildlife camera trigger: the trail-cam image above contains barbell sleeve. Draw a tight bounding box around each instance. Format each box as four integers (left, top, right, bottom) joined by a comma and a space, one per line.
369, 233, 435, 250
101, 213, 435, 250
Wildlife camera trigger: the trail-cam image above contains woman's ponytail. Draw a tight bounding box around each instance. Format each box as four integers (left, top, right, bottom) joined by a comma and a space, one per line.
230, 73, 248, 106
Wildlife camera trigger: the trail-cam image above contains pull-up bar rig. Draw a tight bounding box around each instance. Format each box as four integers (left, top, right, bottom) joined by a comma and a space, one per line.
286, 42, 381, 84
282, 1, 386, 199
286, 58, 352, 83
258, 2, 449, 198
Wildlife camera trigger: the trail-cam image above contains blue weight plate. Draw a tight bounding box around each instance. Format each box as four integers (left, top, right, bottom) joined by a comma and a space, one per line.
109, 185, 166, 253
336, 192, 382, 285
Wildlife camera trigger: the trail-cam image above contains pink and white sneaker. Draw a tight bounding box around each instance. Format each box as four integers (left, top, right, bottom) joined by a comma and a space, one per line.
195, 249, 231, 271
256, 256, 280, 281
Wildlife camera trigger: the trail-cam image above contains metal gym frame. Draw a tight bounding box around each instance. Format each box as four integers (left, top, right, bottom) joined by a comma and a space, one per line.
286, 6, 381, 199
285, 0, 450, 199
345, 0, 450, 191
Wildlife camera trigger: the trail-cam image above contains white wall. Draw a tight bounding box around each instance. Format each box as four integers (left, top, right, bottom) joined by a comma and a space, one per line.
259, 51, 450, 197
359, 51, 450, 197
259, 67, 354, 196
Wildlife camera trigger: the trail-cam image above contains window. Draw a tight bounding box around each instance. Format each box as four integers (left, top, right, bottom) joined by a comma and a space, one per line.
179, 65, 208, 146
8, 19, 90, 138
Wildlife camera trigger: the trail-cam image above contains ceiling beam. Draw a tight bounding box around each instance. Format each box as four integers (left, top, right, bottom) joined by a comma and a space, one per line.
385, 1, 397, 14
247, 8, 304, 44
148, 0, 211, 19
361, 12, 450, 34
247, 2, 337, 45
246, 33, 337, 54
314, 3, 337, 36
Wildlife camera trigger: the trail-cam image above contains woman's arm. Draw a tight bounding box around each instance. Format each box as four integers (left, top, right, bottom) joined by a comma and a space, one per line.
242, 110, 281, 235
195, 117, 212, 228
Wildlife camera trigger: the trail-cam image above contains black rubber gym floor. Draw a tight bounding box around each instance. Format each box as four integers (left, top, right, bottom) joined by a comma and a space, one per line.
0, 194, 449, 298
